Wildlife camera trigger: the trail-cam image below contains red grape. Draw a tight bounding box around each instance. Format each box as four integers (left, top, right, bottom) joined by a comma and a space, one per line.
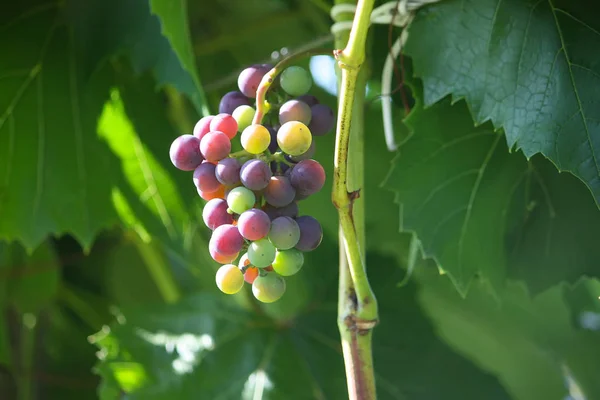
210, 113, 238, 140
200, 131, 231, 162
193, 162, 220, 192
169, 134, 203, 171
237, 208, 271, 240
202, 198, 234, 230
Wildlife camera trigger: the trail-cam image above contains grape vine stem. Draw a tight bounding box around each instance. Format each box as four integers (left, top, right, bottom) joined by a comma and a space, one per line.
333, 1, 378, 399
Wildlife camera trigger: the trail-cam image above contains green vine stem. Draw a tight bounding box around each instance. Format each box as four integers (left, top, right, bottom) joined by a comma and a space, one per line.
333, 1, 378, 399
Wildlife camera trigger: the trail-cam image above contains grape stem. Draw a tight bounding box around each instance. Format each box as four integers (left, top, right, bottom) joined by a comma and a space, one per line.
252, 49, 333, 126
333, 1, 378, 400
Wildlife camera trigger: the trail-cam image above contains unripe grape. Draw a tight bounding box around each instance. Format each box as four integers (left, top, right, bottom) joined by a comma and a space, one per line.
232, 105, 255, 132
280, 66, 312, 96
241, 124, 271, 154
252, 274, 286, 303
268, 216, 300, 250
277, 121, 312, 156
272, 249, 304, 276
216, 264, 244, 294
227, 186, 256, 214
248, 238, 276, 268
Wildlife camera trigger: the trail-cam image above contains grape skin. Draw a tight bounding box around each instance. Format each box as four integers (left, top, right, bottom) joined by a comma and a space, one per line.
232, 105, 255, 132
289, 159, 325, 196
193, 162, 220, 192
210, 224, 244, 256
202, 198, 233, 230
272, 249, 304, 276
237, 64, 273, 98
227, 186, 256, 214
219, 91, 251, 115
193, 116, 214, 141
241, 124, 271, 154
279, 100, 312, 125
240, 159, 272, 191
252, 274, 286, 303
237, 208, 271, 241
295, 216, 323, 251
280, 66, 312, 96
277, 121, 312, 156
268, 216, 300, 250
215, 264, 244, 294
215, 158, 241, 186
308, 104, 335, 136
210, 113, 238, 139
264, 176, 296, 207
169, 134, 203, 171
200, 131, 231, 162
248, 238, 276, 268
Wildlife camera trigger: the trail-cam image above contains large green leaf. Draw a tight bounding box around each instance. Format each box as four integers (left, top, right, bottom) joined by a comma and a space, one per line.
405, 0, 600, 206
384, 83, 600, 293
416, 269, 600, 400
93, 251, 511, 399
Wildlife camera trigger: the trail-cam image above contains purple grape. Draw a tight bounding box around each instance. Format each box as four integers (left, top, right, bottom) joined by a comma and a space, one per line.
287, 141, 316, 163
295, 95, 319, 107
264, 176, 296, 207
219, 91, 251, 115
263, 202, 299, 220
268, 216, 300, 250
237, 64, 273, 98
216, 158, 241, 185
279, 100, 312, 125
240, 159, 272, 191
200, 131, 231, 162
237, 208, 271, 241
169, 134, 203, 171
210, 224, 244, 256
308, 104, 335, 136
295, 216, 323, 252
266, 125, 279, 153
202, 198, 234, 230
290, 159, 325, 196
193, 162, 220, 192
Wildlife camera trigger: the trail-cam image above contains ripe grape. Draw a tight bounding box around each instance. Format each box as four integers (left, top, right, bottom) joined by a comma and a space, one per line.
210, 113, 238, 139
268, 216, 300, 250
197, 184, 225, 201
200, 131, 231, 162
215, 158, 241, 186
202, 198, 233, 230
219, 91, 251, 115
264, 176, 296, 207
169, 135, 203, 171
280, 66, 312, 96
240, 159, 272, 191
215, 264, 244, 294
237, 64, 273, 98
241, 124, 271, 154
263, 202, 299, 220
279, 100, 311, 125
277, 121, 312, 156
248, 238, 276, 268
193, 162, 220, 192
296, 94, 319, 107
237, 208, 271, 241
232, 105, 255, 132
295, 216, 323, 252
210, 224, 244, 256
252, 274, 286, 303
193, 116, 214, 141
309, 104, 335, 136
243, 266, 259, 284
209, 245, 239, 264
288, 141, 315, 163
272, 249, 304, 276
227, 186, 256, 214
289, 159, 325, 196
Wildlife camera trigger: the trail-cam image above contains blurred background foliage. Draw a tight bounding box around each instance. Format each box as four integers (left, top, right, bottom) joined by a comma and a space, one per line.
0, 0, 598, 399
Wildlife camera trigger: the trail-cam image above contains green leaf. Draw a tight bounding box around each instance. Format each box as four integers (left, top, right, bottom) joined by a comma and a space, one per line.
150, 0, 208, 115
415, 269, 600, 400
93, 252, 511, 399
384, 83, 600, 293
405, 0, 600, 206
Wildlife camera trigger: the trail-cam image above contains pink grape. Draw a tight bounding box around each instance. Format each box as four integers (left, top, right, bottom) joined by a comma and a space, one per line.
202, 198, 233, 230
210, 224, 244, 256
193, 116, 214, 141
237, 64, 273, 98
215, 158, 241, 186
193, 162, 220, 192
210, 113, 238, 140
237, 208, 271, 240
279, 100, 312, 125
200, 131, 231, 162
169, 134, 203, 171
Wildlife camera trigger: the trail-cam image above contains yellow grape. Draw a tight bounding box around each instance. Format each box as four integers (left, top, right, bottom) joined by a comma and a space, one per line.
241, 124, 271, 154
277, 121, 312, 156
215, 264, 244, 294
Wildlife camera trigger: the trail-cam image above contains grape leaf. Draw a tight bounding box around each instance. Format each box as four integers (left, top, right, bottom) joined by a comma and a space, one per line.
384, 84, 600, 294
405, 0, 600, 206
416, 269, 600, 400
92, 250, 511, 400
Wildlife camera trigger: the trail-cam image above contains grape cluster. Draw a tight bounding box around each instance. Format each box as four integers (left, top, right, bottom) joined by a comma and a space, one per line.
169, 63, 335, 303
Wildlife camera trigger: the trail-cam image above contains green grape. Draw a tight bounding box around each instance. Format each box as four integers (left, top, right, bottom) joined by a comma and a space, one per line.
252, 273, 286, 303
227, 187, 256, 214
248, 238, 276, 268
280, 66, 312, 96
277, 121, 312, 156
268, 216, 300, 249
272, 249, 304, 276
215, 264, 244, 294
232, 105, 255, 132
241, 124, 271, 154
